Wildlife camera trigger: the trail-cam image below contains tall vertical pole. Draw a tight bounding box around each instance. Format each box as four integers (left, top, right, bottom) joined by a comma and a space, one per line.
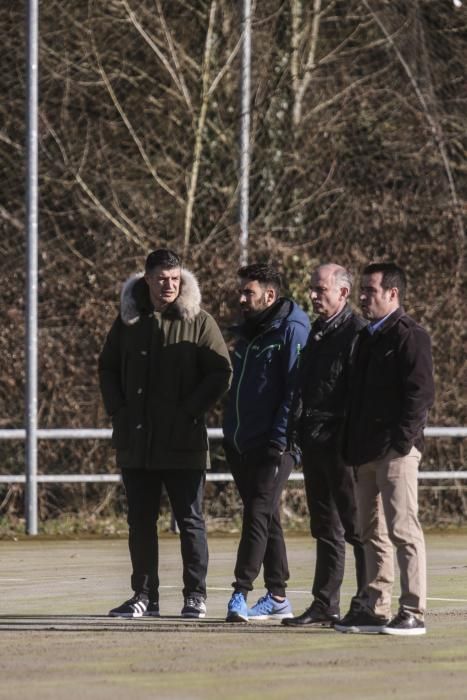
239, 0, 251, 266
25, 0, 39, 535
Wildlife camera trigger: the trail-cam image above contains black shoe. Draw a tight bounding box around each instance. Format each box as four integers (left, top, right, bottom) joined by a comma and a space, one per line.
282, 603, 339, 627
144, 601, 161, 617
334, 608, 389, 634
381, 609, 426, 636
108, 593, 149, 618
181, 595, 207, 619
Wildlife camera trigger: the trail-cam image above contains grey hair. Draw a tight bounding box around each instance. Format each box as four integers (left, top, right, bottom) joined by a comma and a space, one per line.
333, 266, 353, 292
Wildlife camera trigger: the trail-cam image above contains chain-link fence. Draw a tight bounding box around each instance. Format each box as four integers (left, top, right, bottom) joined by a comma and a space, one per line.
1, 1, 466, 529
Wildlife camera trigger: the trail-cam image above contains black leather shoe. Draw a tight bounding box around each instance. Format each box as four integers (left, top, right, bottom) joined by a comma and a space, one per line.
281, 604, 339, 627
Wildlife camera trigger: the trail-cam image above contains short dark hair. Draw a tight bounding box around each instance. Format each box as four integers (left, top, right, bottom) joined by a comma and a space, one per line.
237, 263, 282, 295
145, 248, 182, 273
363, 262, 406, 303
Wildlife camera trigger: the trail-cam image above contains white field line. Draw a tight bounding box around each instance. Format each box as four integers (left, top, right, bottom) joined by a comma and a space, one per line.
0, 578, 26, 582
1, 582, 466, 604
427, 596, 467, 602
162, 585, 467, 603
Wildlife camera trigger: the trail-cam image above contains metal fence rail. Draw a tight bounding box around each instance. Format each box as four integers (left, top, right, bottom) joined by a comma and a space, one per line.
0, 427, 465, 440
0, 427, 465, 483
1, 472, 467, 484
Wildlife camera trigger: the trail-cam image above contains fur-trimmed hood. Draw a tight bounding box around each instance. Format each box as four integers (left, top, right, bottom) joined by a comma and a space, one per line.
120, 268, 202, 326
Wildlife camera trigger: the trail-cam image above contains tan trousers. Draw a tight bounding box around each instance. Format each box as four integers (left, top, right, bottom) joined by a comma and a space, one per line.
356, 447, 426, 619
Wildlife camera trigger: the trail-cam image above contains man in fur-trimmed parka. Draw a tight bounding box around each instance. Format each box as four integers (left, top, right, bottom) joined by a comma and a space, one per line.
99, 248, 231, 620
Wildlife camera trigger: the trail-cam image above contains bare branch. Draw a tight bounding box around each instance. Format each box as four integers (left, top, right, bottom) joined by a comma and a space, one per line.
290, 0, 302, 101
302, 72, 381, 122
91, 32, 184, 205
292, 0, 322, 127
207, 34, 242, 98
122, 0, 192, 113
0, 131, 22, 152
0, 205, 22, 231
75, 172, 146, 248
363, 0, 465, 292
155, 0, 193, 114
184, 0, 217, 254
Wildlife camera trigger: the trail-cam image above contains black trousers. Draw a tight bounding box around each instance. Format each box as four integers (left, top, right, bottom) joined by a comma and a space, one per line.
121, 468, 208, 601
228, 450, 294, 598
302, 442, 367, 615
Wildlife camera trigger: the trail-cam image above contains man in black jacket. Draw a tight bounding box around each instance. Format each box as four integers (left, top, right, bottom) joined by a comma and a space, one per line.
99, 248, 231, 620
283, 263, 367, 628
335, 262, 434, 636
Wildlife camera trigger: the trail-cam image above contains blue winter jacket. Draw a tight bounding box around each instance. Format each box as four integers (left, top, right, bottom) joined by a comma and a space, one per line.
223, 298, 310, 455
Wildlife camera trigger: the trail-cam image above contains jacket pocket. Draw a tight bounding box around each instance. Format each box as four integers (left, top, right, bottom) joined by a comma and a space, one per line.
170, 411, 208, 451
111, 406, 131, 450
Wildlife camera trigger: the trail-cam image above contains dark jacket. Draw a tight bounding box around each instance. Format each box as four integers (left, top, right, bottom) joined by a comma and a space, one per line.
343, 307, 435, 466
222, 298, 310, 455
98, 269, 232, 470
289, 305, 365, 448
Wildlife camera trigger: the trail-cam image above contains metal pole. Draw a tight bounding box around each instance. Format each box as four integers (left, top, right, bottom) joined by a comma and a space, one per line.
239, 0, 251, 266
25, 0, 39, 535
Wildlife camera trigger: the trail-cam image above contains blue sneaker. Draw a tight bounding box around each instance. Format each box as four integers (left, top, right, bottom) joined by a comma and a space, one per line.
248, 592, 293, 620
226, 592, 249, 622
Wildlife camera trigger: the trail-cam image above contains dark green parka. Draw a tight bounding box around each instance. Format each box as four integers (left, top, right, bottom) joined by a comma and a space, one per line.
98, 269, 232, 470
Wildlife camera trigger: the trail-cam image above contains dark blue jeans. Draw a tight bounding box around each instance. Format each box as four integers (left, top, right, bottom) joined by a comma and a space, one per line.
303, 442, 366, 615
122, 468, 208, 601
227, 449, 294, 598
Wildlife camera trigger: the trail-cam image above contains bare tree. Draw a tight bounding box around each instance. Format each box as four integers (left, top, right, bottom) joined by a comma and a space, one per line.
0, 0, 466, 523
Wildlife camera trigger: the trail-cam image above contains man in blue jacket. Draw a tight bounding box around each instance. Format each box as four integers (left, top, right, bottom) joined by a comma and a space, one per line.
223, 263, 310, 621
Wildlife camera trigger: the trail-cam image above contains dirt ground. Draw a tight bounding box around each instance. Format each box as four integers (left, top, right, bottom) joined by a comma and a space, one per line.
1, 533, 466, 699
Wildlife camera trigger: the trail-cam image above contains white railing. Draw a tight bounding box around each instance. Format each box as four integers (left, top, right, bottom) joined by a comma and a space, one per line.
0, 427, 466, 483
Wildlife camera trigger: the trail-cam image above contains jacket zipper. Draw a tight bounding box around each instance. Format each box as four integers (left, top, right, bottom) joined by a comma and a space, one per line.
233, 332, 263, 453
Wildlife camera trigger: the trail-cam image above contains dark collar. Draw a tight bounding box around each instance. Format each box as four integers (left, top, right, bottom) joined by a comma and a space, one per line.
230, 298, 292, 341
311, 304, 353, 341
360, 306, 405, 341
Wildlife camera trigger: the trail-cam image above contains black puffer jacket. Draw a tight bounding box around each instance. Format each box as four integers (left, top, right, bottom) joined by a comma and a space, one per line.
289, 305, 365, 449
343, 307, 435, 466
